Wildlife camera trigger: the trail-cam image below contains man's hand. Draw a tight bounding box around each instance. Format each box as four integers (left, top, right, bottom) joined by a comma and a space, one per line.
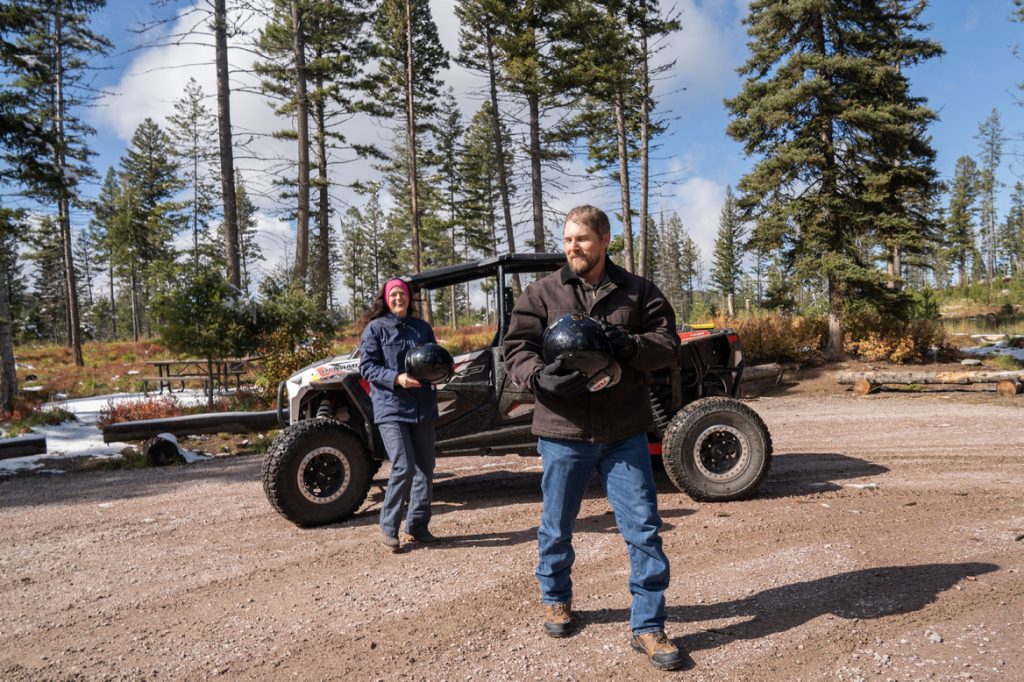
602, 322, 638, 363
532, 357, 589, 397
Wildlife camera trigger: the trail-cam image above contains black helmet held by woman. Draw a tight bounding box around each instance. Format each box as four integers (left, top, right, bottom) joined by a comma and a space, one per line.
405, 343, 455, 385
541, 313, 621, 392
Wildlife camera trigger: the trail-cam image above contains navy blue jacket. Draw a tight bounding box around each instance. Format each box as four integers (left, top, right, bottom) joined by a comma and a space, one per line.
358, 313, 439, 424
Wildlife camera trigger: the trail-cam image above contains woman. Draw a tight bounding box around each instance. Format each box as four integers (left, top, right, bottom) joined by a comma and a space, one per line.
358, 278, 440, 552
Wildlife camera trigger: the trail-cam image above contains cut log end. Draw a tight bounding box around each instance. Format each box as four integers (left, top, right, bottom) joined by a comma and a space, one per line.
996, 380, 1023, 397
853, 378, 878, 396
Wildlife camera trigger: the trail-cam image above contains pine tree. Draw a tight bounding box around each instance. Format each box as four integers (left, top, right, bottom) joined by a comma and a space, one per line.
1001, 181, 1024, 277
430, 88, 467, 327
680, 232, 701, 321
167, 77, 219, 268
555, 0, 678, 274
235, 172, 264, 294
373, 0, 449, 301
115, 118, 182, 340
726, 0, 943, 357
24, 215, 67, 343
711, 186, 746, 317
975, 108, 1005, 286
859, 0, 942, 291
455, 0, 518, 272
652, 212, 683, 317
1, 1, 57, 405
946, 155, 980, 288
495, 0, 566, 256
89, 166, 120, 339
12, 0, 111, 365
461, 101, 515, 258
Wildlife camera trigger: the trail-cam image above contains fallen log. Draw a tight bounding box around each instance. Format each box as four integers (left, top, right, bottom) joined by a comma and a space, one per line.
102, 410, 278, 443
0, 434, 47, 460
741, 363, 785, 383
836, 370, 1024, 396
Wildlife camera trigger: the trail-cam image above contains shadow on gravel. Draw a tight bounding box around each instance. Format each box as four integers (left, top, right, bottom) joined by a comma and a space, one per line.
0, 455, 260, 509
578, 562, 999, 654
761, 452, 889, 497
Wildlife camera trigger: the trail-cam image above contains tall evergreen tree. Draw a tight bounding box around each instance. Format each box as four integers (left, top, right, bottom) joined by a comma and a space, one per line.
431, 88, 466, 327
711, 185, 745, 317
235, 172, 263, 294
946, 155, 979, 288
373, 0, 448, 301
89, 166, 120, 338
975, 108, 1005, 286
13, 0, 111, 365
115, 118, 182, 340
461, 101, 515, 259
726, 0, 943, 356
1, 1, 57, 405
680, 232, 701, 320
455, 0, 519, 279
167, 77, 219, 268
24, 215, 67, 343
652, 211, 683, 315
1001, 181, 1024, 277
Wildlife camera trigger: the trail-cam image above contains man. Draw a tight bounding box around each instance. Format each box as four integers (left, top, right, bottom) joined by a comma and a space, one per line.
501, 205, 683, 670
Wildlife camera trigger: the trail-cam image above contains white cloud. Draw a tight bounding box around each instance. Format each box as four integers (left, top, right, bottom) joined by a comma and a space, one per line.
669, 176, 725, 264
656, 0, 747, 106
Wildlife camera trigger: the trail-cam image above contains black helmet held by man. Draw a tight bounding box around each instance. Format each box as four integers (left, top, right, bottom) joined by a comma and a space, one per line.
541, 313, 620, 392
405, 343, 455, 385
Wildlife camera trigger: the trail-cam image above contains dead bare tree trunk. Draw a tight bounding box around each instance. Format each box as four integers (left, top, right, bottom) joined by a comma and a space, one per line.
53, 6, 83, 366
485, 32, 521, 296
404, 0, 430, 323
214, 0, 241, 289
637, 21, 650, 279
314, 92, 330, 310
614, 91, 634, 273
290, 0, 311, 289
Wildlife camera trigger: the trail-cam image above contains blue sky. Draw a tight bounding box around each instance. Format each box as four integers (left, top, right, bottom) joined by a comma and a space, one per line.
79, 0, 1024, 282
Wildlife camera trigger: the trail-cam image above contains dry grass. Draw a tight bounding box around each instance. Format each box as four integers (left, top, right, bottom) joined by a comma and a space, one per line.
16, 340, 170, 401
713, 313, 828, 364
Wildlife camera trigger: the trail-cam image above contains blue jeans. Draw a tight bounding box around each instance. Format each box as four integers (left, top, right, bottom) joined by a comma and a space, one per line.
537, 433, 669, 634
378, 421, 435, 538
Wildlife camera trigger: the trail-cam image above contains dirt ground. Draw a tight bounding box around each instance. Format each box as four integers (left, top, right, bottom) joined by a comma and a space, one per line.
1, 374, 1023, 681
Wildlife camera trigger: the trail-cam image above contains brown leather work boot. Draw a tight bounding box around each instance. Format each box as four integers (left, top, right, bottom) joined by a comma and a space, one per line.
630, 631, 684, 670
542, 601, 574, 638
402, 530, 440, 544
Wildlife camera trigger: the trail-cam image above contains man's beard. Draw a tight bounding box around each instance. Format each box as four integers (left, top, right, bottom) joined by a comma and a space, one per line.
568, 251, 600, 276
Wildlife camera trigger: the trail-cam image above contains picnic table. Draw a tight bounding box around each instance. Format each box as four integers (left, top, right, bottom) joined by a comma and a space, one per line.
141, 357, 260, 395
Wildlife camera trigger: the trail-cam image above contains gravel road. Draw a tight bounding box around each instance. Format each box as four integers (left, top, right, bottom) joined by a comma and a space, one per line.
1, 393, 1022, 681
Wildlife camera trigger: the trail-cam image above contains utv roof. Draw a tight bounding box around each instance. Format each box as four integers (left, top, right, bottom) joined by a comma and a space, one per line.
404, 252, 565, 290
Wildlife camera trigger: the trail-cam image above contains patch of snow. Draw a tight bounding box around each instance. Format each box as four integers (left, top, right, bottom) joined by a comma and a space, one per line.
962, 345, 1024, 361
0, 390, 208, 476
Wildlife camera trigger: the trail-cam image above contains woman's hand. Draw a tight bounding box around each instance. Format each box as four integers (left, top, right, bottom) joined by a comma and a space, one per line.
395, 372, 422, 389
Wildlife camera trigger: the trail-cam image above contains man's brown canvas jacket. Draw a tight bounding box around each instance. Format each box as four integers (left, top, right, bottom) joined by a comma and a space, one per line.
501, 258, 679, 443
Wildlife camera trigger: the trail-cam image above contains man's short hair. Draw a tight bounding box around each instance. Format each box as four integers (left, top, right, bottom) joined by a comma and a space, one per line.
564, 205, 610, 237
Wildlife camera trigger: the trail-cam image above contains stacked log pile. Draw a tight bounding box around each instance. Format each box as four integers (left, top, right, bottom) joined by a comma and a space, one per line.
836, 371, 1024, 396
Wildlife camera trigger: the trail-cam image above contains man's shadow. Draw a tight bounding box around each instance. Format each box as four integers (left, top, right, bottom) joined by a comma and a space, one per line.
435, 505, 696, 549
578, 562, 998, 655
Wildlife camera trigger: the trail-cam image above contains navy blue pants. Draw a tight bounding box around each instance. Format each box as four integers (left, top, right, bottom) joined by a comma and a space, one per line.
378, 421, 436, 537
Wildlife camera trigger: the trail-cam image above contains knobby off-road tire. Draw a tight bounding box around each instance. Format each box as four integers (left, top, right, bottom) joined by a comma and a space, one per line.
661, 397, 772, 502
262, 418, 372, 527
